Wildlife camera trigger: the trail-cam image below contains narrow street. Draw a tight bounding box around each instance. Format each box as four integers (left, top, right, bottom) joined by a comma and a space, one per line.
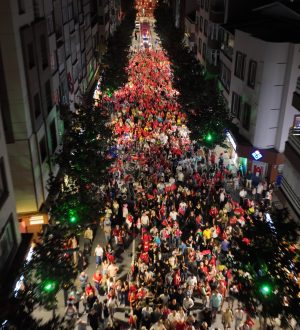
33, 14, 283, 330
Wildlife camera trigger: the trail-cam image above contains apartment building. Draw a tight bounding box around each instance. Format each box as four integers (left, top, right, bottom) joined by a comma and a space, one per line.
184, 11, 197, 54
0, 108, 21, 281
171, 0, 197, 31
280, 80, 300, 220
97, 0, 122, 55
219, 2, 300, 182
0, 0, 103, 235
195, 0, 224, 73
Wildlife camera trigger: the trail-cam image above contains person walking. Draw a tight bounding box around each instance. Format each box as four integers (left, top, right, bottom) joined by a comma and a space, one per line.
64, 303, 77, 329
94, 244, 104, 268
234, 305, 245, 330
87, 308, 99, 330
210, 290, 223, 320
222, 307, 233, 329
103, 217, 112, 243
84, 227, 93, 255
239, 188, 247, 207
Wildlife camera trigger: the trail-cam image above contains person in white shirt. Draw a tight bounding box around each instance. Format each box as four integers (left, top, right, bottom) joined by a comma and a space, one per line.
239, 188, 247, 206
150, 320, 167, 330
177, 171, 184, 182
142, 305, 153, 320
187, 274, 197, 288
234, 305, 244, 330
183, 296, 194, 312
94, 244, 104, 267
169, 209, 178, 221
141, 212, 150, 228
256, 182, 263, 200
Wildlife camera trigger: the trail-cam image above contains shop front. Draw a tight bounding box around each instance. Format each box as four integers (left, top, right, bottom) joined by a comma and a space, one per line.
236, 144, 285, 183
225, 130, 239, 169
18, 213, 49, 241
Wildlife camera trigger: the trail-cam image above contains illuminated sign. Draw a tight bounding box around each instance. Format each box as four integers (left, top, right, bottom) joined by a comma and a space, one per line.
226, 131, 237, 150
252, 150, 262, 160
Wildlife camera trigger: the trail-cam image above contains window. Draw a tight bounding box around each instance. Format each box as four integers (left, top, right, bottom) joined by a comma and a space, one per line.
98, 15, 104, 24
247, 60, 257, 88
18, 0, 25, 14
39, 137, 47, 163
200, 16, 203, 32
204, 20, 208, 36
220, 62, 231, 92
40, 35, 48, 69
205, 0, 209, 11
27, 43, 35, 69
62, 6, 69, 24
68, 3, 73, 20
0, 215, 16, 271
203, 43, 207, 59
0, 158, 8, 207
199, 38, 202, 54
234, 51, 246, 80
47, 15, 54, 35
242, 103, 251, 130
45, 80, 52, 112
231, 92, 241, 119
33, 93, 41, 119
50, 120, 57, 153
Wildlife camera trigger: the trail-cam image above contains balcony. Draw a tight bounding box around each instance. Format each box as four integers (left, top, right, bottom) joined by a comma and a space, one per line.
280, 176, 300, 218
220, 43, 233, 61
209, 8, 224, 23
284, 128, 300, 167
208, 37, 219, 49
292, 91, 300, 111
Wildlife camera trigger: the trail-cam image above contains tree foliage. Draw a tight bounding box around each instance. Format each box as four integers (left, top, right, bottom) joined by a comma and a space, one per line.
228, 207, 300, 323
0, 2, 136, 328
154, 0, 230, 148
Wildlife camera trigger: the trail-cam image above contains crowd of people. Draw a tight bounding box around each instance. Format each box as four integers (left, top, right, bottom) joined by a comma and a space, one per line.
67, 46, 278, 330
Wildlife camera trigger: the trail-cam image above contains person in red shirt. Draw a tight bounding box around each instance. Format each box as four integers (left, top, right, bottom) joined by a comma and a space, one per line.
113, 225, 120, 246
85, 283, 95, 297
92, 270, 102, 294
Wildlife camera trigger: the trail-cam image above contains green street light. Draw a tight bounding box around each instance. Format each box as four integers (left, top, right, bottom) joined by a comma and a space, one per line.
68, 209, 78, 223
260, 284, 271, 295
43, 280, 56, 293
206, 133, 213, 142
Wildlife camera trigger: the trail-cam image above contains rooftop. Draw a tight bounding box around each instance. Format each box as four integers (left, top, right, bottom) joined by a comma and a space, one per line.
222, 16, 300, 43
222, 0, 300, 42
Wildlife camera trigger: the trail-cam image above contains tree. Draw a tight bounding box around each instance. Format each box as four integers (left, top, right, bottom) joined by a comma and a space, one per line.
154, 0, 230, 148
227, 207, 300, 327
102, 0, 136, 91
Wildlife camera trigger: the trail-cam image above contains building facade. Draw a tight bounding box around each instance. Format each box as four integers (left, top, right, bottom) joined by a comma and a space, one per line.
195, 0, 224, 73
0, 0, 115, 235
0, 108, 21, 281
217, 2, 300, 182
280, 80, 300, 220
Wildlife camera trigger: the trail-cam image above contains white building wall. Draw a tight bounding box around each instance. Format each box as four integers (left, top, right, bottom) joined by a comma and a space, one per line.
232, 30, 295, 150
275, 44, 300, 152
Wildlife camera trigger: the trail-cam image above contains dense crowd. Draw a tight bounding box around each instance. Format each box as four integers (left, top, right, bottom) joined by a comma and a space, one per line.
66, 49, 277, 330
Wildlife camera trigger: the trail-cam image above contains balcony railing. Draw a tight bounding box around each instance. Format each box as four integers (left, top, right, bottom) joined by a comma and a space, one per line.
284, 129, 300, 169
280, 176, 300, 218
208, 37, 219, 49
289, 127, 300, 154
292, 91, 300, 111
220, 44, 233, 60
